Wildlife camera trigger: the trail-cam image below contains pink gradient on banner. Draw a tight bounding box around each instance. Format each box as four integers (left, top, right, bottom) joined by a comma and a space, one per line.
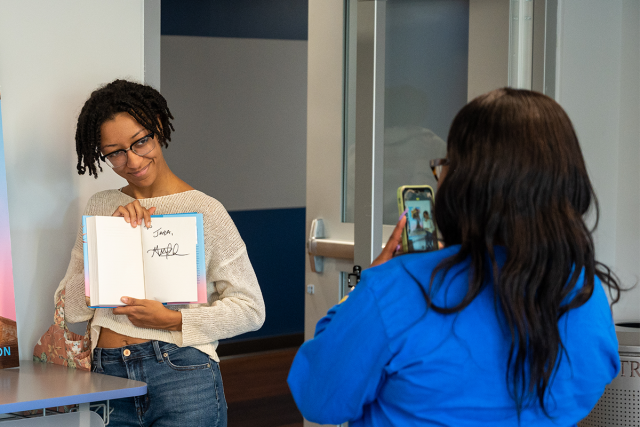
0, 100, 17, 321
0, 240, 16, 321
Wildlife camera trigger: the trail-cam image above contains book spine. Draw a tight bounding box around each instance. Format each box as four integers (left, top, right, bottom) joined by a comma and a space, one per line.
195, 213, 207, 304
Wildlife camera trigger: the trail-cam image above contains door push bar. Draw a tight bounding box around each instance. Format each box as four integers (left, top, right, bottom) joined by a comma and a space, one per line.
307, 219, 354, 273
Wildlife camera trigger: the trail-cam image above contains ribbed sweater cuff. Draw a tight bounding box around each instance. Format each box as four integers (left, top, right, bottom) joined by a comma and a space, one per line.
180, 308, 209, 347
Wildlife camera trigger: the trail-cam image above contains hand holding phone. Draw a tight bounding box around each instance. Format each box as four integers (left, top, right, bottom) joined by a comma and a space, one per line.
370, 215, 406, 268
397, 185, 438, 253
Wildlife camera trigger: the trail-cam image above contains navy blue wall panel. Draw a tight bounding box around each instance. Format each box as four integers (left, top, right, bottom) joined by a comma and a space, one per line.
223, 207, 306, 341
161, 0, 308, 40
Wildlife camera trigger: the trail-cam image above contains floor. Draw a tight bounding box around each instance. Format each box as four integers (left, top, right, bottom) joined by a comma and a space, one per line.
220, 348, 303, 427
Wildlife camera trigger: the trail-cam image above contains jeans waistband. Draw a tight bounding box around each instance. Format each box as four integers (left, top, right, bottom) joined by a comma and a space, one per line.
93, 340, 179, 368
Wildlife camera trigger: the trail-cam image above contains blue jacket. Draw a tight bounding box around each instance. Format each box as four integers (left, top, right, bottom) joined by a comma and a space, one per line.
287, 245, 619, 426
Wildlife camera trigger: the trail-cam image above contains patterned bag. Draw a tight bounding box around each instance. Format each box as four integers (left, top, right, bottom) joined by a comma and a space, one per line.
33, 288, 92, 370
23, 289, 93, 415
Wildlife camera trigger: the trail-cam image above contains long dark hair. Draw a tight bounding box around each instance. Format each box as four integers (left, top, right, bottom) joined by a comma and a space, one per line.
431, 88, 621, 415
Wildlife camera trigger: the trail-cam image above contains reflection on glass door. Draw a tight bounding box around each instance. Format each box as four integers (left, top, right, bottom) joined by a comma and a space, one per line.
344, 0, 470, 225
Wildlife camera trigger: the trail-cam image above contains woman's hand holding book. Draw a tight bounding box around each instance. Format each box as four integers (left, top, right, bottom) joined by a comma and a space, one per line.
112, 297, 182, 331
112, 200, 156, 228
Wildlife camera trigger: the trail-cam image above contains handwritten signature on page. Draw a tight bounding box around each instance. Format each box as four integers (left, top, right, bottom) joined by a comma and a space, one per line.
152, 228, 174, 238
146, 243, 189, 259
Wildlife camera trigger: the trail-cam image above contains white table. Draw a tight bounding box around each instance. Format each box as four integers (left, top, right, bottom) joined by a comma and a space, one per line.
0, 361, 147, 426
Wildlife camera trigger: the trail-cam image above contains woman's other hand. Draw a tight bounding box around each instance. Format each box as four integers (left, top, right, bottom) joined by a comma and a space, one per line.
112, 297, 182, 331
370, 215, 406, 268
112, 200, 156, 228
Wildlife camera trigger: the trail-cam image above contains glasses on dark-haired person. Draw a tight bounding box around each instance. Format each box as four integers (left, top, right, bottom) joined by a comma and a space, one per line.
429, 158, 449, 182
100, 133, 156, 169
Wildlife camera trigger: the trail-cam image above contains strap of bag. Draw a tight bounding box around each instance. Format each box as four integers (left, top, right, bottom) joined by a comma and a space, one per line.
53, 288, 69, 330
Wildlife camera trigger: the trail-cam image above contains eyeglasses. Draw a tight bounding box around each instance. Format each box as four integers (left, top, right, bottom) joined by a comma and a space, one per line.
100, 133, 156, 169
429, 158, 449, 182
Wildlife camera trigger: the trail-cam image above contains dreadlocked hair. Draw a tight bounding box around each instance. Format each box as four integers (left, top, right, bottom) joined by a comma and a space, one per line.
75, 79, 175, 177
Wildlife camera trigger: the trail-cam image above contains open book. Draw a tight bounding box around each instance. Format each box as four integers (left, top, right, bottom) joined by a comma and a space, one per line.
83, 213, 207, 308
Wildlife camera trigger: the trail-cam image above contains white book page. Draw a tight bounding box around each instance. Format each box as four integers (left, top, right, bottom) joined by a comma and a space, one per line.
140, 217, 197, 303
94, 217, 146, 305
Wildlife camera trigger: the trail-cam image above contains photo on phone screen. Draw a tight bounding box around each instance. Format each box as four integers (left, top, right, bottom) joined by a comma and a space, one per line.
398, 186, 438, 253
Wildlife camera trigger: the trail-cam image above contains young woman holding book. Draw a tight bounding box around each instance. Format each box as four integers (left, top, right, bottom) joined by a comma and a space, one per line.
55, 79, 265, 426
288, 88, 622, 426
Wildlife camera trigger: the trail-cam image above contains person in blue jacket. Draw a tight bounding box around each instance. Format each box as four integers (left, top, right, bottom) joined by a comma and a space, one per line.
287, 88, 622, 426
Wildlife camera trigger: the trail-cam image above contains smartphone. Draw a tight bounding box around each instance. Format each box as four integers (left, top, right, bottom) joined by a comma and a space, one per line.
397, 185, 438, 253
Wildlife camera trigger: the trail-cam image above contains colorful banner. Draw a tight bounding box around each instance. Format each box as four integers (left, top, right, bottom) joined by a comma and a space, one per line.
0, 94, 19, 369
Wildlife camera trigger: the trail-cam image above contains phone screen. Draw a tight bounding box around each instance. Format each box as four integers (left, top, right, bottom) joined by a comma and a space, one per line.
402, 187, 438, 252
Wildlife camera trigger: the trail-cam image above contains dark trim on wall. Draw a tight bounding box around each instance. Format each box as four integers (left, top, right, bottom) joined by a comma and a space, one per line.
161, 0, 308, 41
217, 333, 304, 357
227, 207, 306, 341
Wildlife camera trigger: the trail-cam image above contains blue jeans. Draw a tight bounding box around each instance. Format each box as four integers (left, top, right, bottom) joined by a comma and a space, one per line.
92, 341, 227, 427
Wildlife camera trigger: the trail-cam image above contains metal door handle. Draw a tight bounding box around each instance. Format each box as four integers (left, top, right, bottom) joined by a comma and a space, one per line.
308, 219, 354, 273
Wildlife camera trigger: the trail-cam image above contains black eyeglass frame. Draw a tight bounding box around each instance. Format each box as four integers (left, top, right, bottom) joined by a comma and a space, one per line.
100, 132, 156, 169
429, 158, 450, 182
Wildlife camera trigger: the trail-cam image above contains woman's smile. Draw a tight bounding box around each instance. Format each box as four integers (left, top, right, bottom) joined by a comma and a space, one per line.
129, 162, 151, 178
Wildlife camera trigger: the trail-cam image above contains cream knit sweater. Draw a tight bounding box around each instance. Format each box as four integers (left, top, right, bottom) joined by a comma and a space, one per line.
54, 189, 265, 362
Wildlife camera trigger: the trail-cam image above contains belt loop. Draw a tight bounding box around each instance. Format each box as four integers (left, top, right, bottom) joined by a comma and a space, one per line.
152, 340, 164, 363
94, 347, 103, 371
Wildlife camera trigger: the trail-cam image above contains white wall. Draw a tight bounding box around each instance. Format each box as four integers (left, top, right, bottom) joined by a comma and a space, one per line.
0, 0, 159, 359
467, 0, 510, 100
161, 35, 307, 212
556, 0, 640, 321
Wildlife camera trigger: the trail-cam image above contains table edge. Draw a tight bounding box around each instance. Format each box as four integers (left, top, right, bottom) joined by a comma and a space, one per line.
0, 384, 147, 414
